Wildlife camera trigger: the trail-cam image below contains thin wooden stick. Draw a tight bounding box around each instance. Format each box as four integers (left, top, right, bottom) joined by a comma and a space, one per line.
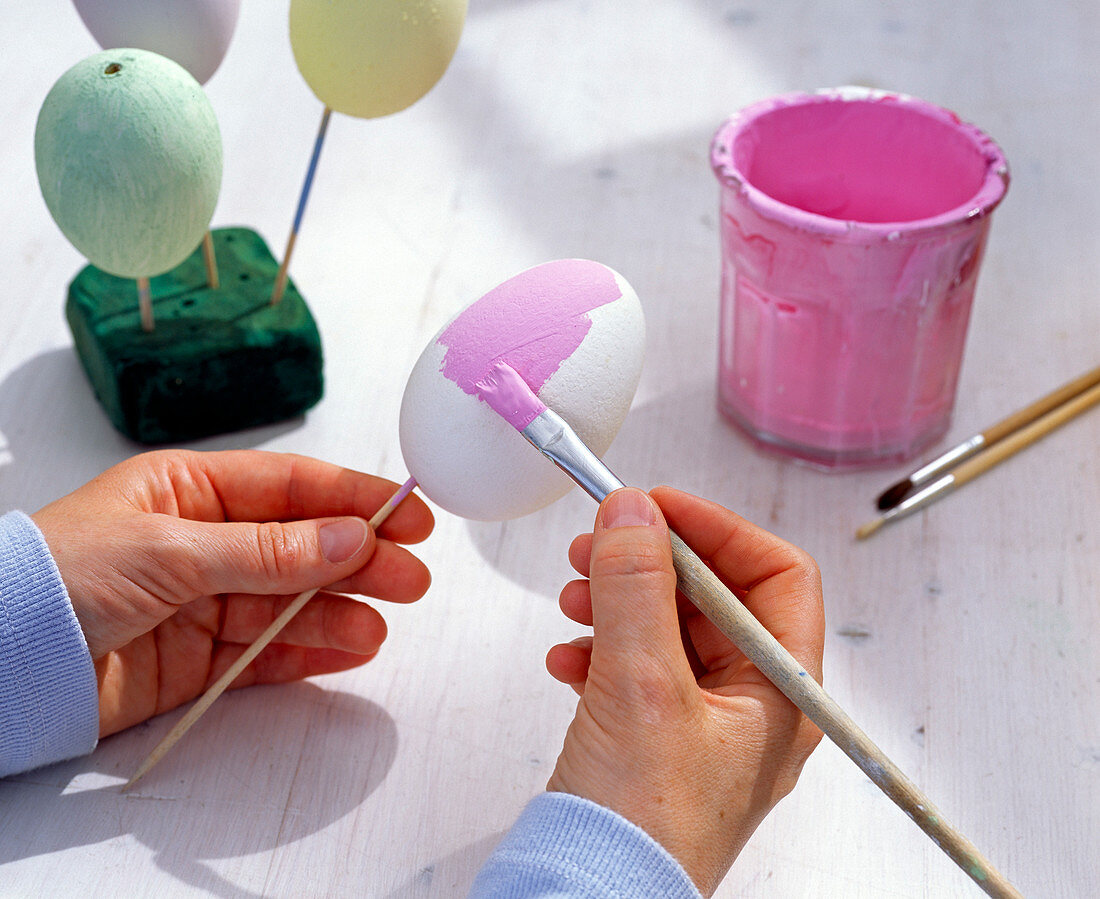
858, 380, 1100, 538
668, 533, 1023, 898
137, 277, 153, 332
876, 362, 1100, 509
123, 476, 418, 790
122, 587, 321, 791
365, 476, 418, 525
271, 106, 332, 304
202, 231, 219, 289
949, 381, 1100, 483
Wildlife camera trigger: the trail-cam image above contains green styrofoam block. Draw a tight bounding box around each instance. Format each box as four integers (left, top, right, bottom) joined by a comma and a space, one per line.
66, 227, 324, 443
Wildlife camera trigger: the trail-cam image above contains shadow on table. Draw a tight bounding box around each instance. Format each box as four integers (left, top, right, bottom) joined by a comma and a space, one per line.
0, 348, 303, 512
0, 683, 396, 899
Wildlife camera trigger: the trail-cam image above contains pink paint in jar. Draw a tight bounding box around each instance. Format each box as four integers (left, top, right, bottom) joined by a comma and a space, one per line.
710, 87, 1009, 469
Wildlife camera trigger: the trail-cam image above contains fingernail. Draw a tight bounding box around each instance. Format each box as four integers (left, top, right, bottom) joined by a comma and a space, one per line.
597, 488, 658, 529
319, 518, 369, 563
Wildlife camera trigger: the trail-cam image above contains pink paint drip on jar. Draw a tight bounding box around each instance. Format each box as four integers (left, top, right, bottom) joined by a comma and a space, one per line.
710, 87, 1009, 469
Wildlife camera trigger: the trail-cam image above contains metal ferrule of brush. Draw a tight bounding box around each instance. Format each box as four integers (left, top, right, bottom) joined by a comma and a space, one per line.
907, 434, 986, 487
520, 409, 626, 502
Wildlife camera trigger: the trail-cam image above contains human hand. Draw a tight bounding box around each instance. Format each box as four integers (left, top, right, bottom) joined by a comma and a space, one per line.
31, 449, 433, 739
545, 486, 825, 896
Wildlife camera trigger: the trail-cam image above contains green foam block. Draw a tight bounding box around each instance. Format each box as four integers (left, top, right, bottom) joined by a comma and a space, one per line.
66, 227, 324, 444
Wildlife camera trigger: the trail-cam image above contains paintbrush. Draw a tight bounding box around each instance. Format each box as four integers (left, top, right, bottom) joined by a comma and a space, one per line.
474, 360, 1021, 899
876, 363, 1100, 510
123, 476, 419, 791
858, 379, 1100, 539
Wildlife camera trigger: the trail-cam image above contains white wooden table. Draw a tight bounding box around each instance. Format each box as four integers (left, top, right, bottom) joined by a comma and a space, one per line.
2, 2, 1097, 896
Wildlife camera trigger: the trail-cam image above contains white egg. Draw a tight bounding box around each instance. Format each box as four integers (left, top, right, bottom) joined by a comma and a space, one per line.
72, 0, 241, 84
399, 260, 646, 521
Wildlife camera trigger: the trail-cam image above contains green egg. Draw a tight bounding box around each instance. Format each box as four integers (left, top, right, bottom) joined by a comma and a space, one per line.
35, 48, 222, 279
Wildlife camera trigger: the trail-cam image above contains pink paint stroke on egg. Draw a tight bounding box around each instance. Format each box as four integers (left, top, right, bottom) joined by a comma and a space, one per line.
473, 360, 548, 431
437, 259, 622, 413
399, 258, 644, 521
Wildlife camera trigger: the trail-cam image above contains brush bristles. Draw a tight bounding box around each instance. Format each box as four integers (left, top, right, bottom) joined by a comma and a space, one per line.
875, 479, 914, 510
855, 517, 885, 541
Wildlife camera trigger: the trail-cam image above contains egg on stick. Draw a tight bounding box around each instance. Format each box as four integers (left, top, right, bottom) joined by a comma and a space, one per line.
271, 0, 469, 303
35, 48, 222, 331
69, 0, 243, 288
400, 259, 645, 520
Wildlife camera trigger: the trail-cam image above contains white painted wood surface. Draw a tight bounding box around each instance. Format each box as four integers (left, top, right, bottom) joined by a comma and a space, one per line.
1, 2, 1097, 896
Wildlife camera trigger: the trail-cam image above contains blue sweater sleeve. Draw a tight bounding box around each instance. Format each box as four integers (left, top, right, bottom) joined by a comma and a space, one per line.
468, 792, 703, 898
0, 511, 99, 777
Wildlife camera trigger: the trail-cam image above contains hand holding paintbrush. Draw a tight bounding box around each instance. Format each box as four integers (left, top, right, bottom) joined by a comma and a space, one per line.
473, 360, 1023, 899
389, 258, 1023, 897
544, 485, 827, 895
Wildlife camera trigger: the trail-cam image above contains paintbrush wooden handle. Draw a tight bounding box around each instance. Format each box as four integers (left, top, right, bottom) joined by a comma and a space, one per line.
668, 531, 1022, 899
951, 380, 1100, 488
878, 362, 1100, 510
983, 363, 1100, 445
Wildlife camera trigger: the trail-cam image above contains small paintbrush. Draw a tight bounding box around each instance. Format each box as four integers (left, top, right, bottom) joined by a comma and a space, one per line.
875, 362, 1100, 510
474, 360, 1021, 899
858, 378, 1100, 539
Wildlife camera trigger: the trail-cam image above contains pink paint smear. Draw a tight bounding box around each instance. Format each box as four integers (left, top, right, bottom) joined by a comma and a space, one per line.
438, 259, 622, 408
473, 361, 548, 430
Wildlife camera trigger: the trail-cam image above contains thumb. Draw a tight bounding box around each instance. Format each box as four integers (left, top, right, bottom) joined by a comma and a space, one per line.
169, 515, 375, 599
588, 488, 688, 674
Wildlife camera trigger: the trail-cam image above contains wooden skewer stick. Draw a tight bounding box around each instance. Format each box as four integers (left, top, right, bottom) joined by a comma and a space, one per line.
123, 476, 419, 790
876, 362, 1100, 510
202, 231, 220, 290
137, 277, 153, 332
271, 106, 332, 304
122, 587, 321, 791
859, 380, 1100, 539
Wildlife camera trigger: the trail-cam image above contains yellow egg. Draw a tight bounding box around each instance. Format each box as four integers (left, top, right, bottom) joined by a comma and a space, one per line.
289, 0, 467, 119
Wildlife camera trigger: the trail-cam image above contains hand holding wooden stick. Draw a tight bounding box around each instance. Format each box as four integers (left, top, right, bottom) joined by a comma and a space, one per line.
124, 476, 418, 790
